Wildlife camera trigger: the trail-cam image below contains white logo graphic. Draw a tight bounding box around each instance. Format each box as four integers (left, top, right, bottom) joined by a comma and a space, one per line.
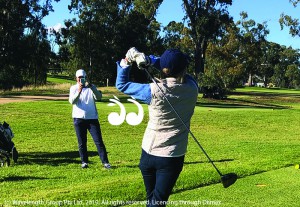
107, 96, 144, 126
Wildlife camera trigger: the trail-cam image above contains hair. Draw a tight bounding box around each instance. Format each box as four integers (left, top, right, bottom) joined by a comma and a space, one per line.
162, 67, 187, 84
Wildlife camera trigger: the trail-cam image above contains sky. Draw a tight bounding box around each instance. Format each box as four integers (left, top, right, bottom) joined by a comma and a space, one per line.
42, 0, 300, 50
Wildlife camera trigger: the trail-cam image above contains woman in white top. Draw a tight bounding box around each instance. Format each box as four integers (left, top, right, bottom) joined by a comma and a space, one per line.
69, 69, 110, 169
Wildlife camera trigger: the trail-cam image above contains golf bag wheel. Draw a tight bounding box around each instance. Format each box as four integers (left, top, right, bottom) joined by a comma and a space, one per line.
12, 146, 18, 163
0, 151, 10, 167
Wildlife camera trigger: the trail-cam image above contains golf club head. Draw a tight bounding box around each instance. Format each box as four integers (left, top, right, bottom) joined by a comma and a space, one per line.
221, 173, 238, 188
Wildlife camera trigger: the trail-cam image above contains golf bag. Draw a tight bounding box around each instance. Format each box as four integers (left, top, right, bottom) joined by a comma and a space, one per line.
0, 121, 18, 167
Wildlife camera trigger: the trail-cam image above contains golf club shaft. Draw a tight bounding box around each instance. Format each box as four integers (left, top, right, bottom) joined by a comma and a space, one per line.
144, 68, 223, 176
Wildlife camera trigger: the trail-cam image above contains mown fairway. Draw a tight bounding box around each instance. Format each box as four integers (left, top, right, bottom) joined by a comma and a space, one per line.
0, 87, 299, 207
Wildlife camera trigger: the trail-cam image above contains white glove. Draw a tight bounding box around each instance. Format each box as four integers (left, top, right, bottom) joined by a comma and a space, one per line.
136, 53, 150, 69
125, 47, 142, 63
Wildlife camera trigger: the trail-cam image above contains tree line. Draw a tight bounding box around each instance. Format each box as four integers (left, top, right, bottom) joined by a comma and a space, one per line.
1, 0, 300, 98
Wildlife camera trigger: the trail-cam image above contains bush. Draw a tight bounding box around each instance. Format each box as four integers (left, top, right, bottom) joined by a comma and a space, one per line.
199, 74, 228, 99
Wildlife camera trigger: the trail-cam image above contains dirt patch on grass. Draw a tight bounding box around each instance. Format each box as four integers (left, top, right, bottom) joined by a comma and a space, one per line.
0, 95, 68, 104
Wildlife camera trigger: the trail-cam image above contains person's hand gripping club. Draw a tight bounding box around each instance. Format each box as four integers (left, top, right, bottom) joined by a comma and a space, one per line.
125, 47, 150, 69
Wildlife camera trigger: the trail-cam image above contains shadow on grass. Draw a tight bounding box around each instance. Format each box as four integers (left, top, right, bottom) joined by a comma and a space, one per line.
114, 159, 235, 170
184, 158, 234, 165
196, 88, 300, 109
0, 175, 48, 182
197, 98, 290, 109
231, 90, 300, 98
17, 151, 99, 166
100, 95, 139, 103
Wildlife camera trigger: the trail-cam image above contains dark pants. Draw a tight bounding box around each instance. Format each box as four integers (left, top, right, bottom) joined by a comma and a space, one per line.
73, 118, 109, 164
139, 150, 184, 207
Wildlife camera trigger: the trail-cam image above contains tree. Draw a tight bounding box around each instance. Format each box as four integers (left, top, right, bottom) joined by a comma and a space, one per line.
162, 21, 194, 53
236, 12, 269, 86
285, 64, 300, 88
201, 22, 244, 98
279, 14, 300, 37
0, 0, 58, 89
182, 0, 233, 76
58, 0, 163, 85
271, 46, 300, 88
0, 0, 26, 89
259, 42, 281, 87
290, 0, 300, 6
279, 0, 300, 37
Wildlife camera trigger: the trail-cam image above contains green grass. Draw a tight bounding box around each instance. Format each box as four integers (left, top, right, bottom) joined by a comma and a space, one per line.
46, 74, 75, 85
170, 167, 300, 206
0, 86, 300, 207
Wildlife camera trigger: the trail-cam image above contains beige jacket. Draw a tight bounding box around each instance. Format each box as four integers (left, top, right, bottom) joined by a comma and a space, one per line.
142, 77, 198, 157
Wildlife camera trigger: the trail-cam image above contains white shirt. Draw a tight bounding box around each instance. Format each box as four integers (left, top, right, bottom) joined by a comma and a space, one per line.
69, 84, 102, 119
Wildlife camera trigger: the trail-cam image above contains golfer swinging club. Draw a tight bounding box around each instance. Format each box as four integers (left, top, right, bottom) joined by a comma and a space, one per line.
116, 48, 198, 206
69, 69, 111, 169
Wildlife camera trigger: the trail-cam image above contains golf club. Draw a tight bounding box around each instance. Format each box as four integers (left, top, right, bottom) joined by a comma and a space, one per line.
143, 67, 237, 188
